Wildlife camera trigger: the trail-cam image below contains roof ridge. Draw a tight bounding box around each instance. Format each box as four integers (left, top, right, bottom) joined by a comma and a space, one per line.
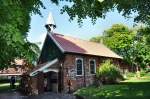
53, 32, 105, 46
51, 33, 122, 59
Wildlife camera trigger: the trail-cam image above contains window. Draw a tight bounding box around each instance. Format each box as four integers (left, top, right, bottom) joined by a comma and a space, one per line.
89, 59, 96, 74
76, 58, 83, 76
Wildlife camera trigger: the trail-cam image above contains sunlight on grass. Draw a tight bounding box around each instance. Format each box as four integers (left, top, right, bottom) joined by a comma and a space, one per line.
0, 83, 19, 92
122, 76, 150, 82
75, 72, 150, 99
0, 83, 19, 87
0, 83, 10, 87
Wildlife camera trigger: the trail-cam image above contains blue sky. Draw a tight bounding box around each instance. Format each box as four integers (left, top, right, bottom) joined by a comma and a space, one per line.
27, 0, 135, 47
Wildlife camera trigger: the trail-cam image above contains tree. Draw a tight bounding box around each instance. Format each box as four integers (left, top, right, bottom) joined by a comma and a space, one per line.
91, 24, 150, 69
0, 0, 43, 69
133, 28, 150, 68
1, 0, 150, 69
90, 36, 103, 43
91, 24, 136, 65
58, 0, 150, 26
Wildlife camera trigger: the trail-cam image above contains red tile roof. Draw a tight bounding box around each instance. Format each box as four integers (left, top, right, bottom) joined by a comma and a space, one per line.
50, 33, 122, 59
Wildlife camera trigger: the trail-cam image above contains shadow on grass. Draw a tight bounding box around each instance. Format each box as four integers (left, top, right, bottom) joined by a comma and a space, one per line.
0, 85, 10, 93
76, 82, 150, 99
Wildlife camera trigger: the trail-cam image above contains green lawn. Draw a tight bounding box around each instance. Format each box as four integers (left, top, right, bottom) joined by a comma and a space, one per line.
75, 73, 150, 99
0, 83, 19, 92
0, 83, 11, 92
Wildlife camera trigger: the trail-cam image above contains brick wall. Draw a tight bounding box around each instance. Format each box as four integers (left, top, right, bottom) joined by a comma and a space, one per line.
63, 54, 99, 92
62, 54, 129, 92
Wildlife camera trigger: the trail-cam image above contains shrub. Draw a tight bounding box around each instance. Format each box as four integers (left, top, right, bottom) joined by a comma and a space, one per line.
140, 70, 146, 77
145, 67, 150, 73
96, 60, 123, 84
126, 72, 135, 78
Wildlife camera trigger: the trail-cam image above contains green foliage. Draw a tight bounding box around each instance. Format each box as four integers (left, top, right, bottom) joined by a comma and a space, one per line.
126, 72, 135, 78
97, 60, 123, 84
133, 43, 150, 68
0, 0, 44, 69
75, 72, 150, 99
133, 28, 150, 68
90, 36, 103, 43
140, 70, 147, 77
2, 0, 150, 69
103, 24, 136, 62
55, 0, 150, 39
145, 67, 150, 73
90, 24, 135, 66
91, 24, 150, 69
55, 0, 150, 26
125, 71, 147, 80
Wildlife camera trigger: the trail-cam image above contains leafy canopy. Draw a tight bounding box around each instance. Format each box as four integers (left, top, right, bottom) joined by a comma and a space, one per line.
0, 0, 44, 69
52, 0, 150, 26
1, 0, 150, 69
91, 24, 150, 69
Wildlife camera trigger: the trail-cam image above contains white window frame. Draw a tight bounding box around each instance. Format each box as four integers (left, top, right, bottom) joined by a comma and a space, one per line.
76, 58, 84, 76
89, 59, 96, 75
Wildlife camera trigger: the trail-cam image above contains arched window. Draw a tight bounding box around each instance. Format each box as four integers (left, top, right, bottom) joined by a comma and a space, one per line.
89, 59, 96, 74
76, 58, 83, 76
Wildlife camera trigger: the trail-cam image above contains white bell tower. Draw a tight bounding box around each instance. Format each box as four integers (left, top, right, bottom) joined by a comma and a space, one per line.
45, 12, 56, 32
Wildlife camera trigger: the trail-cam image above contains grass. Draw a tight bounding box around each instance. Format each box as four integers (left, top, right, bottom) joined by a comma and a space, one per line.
0, 83, 19, 92
0, 83, 11, 92
75, 72, 150, 99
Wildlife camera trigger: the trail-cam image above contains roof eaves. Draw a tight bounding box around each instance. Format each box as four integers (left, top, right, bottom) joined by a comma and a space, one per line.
30, 58, 58, 76
64, 51, 123, 59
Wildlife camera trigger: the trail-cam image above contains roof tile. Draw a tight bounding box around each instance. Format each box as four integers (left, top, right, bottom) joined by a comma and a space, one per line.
51, 33, 122, 59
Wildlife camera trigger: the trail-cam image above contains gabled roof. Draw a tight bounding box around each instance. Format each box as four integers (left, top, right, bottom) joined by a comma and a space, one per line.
49, 33, 122, 59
